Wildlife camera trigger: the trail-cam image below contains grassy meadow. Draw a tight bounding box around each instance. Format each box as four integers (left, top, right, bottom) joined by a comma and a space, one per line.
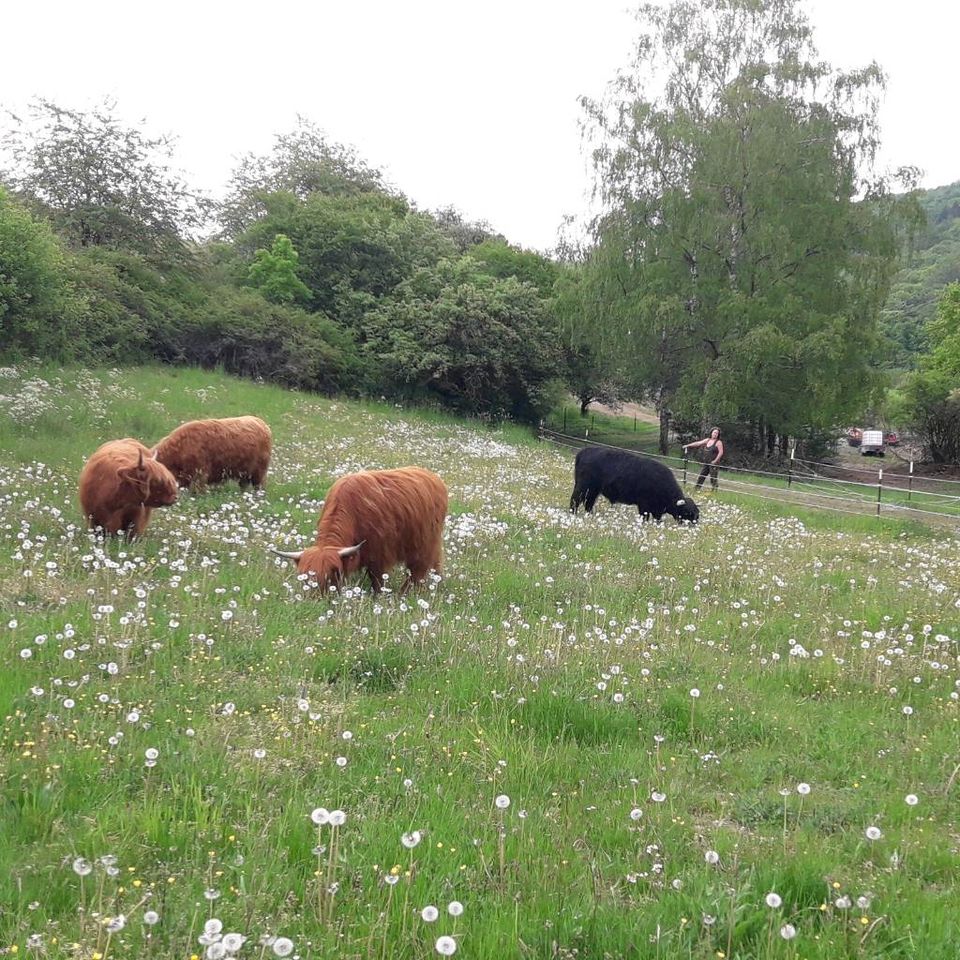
1, 366, 959, 959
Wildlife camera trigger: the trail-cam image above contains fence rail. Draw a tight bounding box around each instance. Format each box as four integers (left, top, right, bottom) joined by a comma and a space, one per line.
537, 426, 960, 529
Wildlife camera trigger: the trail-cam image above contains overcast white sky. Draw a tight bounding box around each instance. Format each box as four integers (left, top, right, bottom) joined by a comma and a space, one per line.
2, 0, 956, 251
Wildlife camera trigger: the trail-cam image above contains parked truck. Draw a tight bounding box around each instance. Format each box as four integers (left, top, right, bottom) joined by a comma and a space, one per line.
860, 429, 885, 456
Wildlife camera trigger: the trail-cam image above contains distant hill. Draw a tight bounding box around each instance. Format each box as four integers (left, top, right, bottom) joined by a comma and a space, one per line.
881, 180, 960, 364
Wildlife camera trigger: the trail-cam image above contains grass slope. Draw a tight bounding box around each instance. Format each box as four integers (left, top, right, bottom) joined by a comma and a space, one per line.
1, 366, 959, 960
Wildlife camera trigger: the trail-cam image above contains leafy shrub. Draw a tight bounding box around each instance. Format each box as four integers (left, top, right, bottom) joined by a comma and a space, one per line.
0, 187, 84, 360
173, 288, 364, 394
363, 257, 565, 422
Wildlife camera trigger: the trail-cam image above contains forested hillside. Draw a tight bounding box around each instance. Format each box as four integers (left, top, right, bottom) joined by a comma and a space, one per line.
3, 0, 958, 458
882, 181, 960, 363
0, 104, 571, 423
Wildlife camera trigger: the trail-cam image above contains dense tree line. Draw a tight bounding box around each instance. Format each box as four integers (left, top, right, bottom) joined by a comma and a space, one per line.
1, 4, 955, 453
899, 283, 960, 462
1, 106, 570, 420
880, 181, 960, 365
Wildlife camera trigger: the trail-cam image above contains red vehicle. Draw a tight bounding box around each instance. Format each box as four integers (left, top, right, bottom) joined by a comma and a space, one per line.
846, 427, 863, 447
885, 432, 899, 447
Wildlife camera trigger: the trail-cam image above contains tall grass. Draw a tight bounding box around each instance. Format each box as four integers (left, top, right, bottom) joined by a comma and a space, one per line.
1, 365, 958, 959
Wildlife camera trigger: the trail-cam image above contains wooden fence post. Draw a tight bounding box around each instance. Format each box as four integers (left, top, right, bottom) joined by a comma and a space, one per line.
563, 408, 567, 433
876, 467, 883, 517
787, 447, 795, 488
908, 460, 914, 502
682, 452, 688, 489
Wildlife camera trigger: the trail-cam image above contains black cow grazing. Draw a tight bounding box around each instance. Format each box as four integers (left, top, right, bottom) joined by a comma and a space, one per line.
570, 446, 700, 523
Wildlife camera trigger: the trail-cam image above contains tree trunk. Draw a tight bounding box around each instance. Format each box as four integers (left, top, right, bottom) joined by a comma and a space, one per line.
658, 407, 670, 455
579, 396, 592, 416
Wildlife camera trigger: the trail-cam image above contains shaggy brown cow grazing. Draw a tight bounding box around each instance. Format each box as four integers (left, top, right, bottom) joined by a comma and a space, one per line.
79, 439, 179, 539
272, 467, 447, 594
153, 416, 272, 489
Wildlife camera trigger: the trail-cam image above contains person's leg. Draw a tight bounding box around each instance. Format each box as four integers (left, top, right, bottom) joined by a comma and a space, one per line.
695, 463, 710, 490
710, 465, 719, 489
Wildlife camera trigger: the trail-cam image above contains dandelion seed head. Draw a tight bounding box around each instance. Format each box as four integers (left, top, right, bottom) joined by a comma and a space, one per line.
222, 933, 245, 952
435, 935, 457, 955
272, 937, 294, 957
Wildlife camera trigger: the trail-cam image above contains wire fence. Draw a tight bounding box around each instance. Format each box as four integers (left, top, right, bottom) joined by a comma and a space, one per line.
537, 425, 960, 529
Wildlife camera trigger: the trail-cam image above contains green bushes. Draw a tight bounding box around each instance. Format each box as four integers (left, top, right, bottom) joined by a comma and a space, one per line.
174, 288, 364, 394
363, 258, 566, 421
902, 284, 960, 462
2, 107, 572, 422
0, 188, 84, 360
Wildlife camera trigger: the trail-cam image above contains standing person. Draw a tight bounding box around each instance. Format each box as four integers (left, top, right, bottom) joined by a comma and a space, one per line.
684, 427, 724, 492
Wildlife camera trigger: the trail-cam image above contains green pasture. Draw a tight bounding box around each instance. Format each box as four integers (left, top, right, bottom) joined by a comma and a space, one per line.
1, 366, 958, 959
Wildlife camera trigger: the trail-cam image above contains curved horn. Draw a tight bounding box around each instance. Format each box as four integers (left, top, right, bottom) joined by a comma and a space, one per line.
337, 540, 366, 559
270, 548, 304, 561
138, 449, 145, 468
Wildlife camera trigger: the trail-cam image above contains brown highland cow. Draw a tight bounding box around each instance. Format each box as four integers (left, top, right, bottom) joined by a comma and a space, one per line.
79, 439, 179, 539
153, 416, 272, 489
272, 467, 447, 594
